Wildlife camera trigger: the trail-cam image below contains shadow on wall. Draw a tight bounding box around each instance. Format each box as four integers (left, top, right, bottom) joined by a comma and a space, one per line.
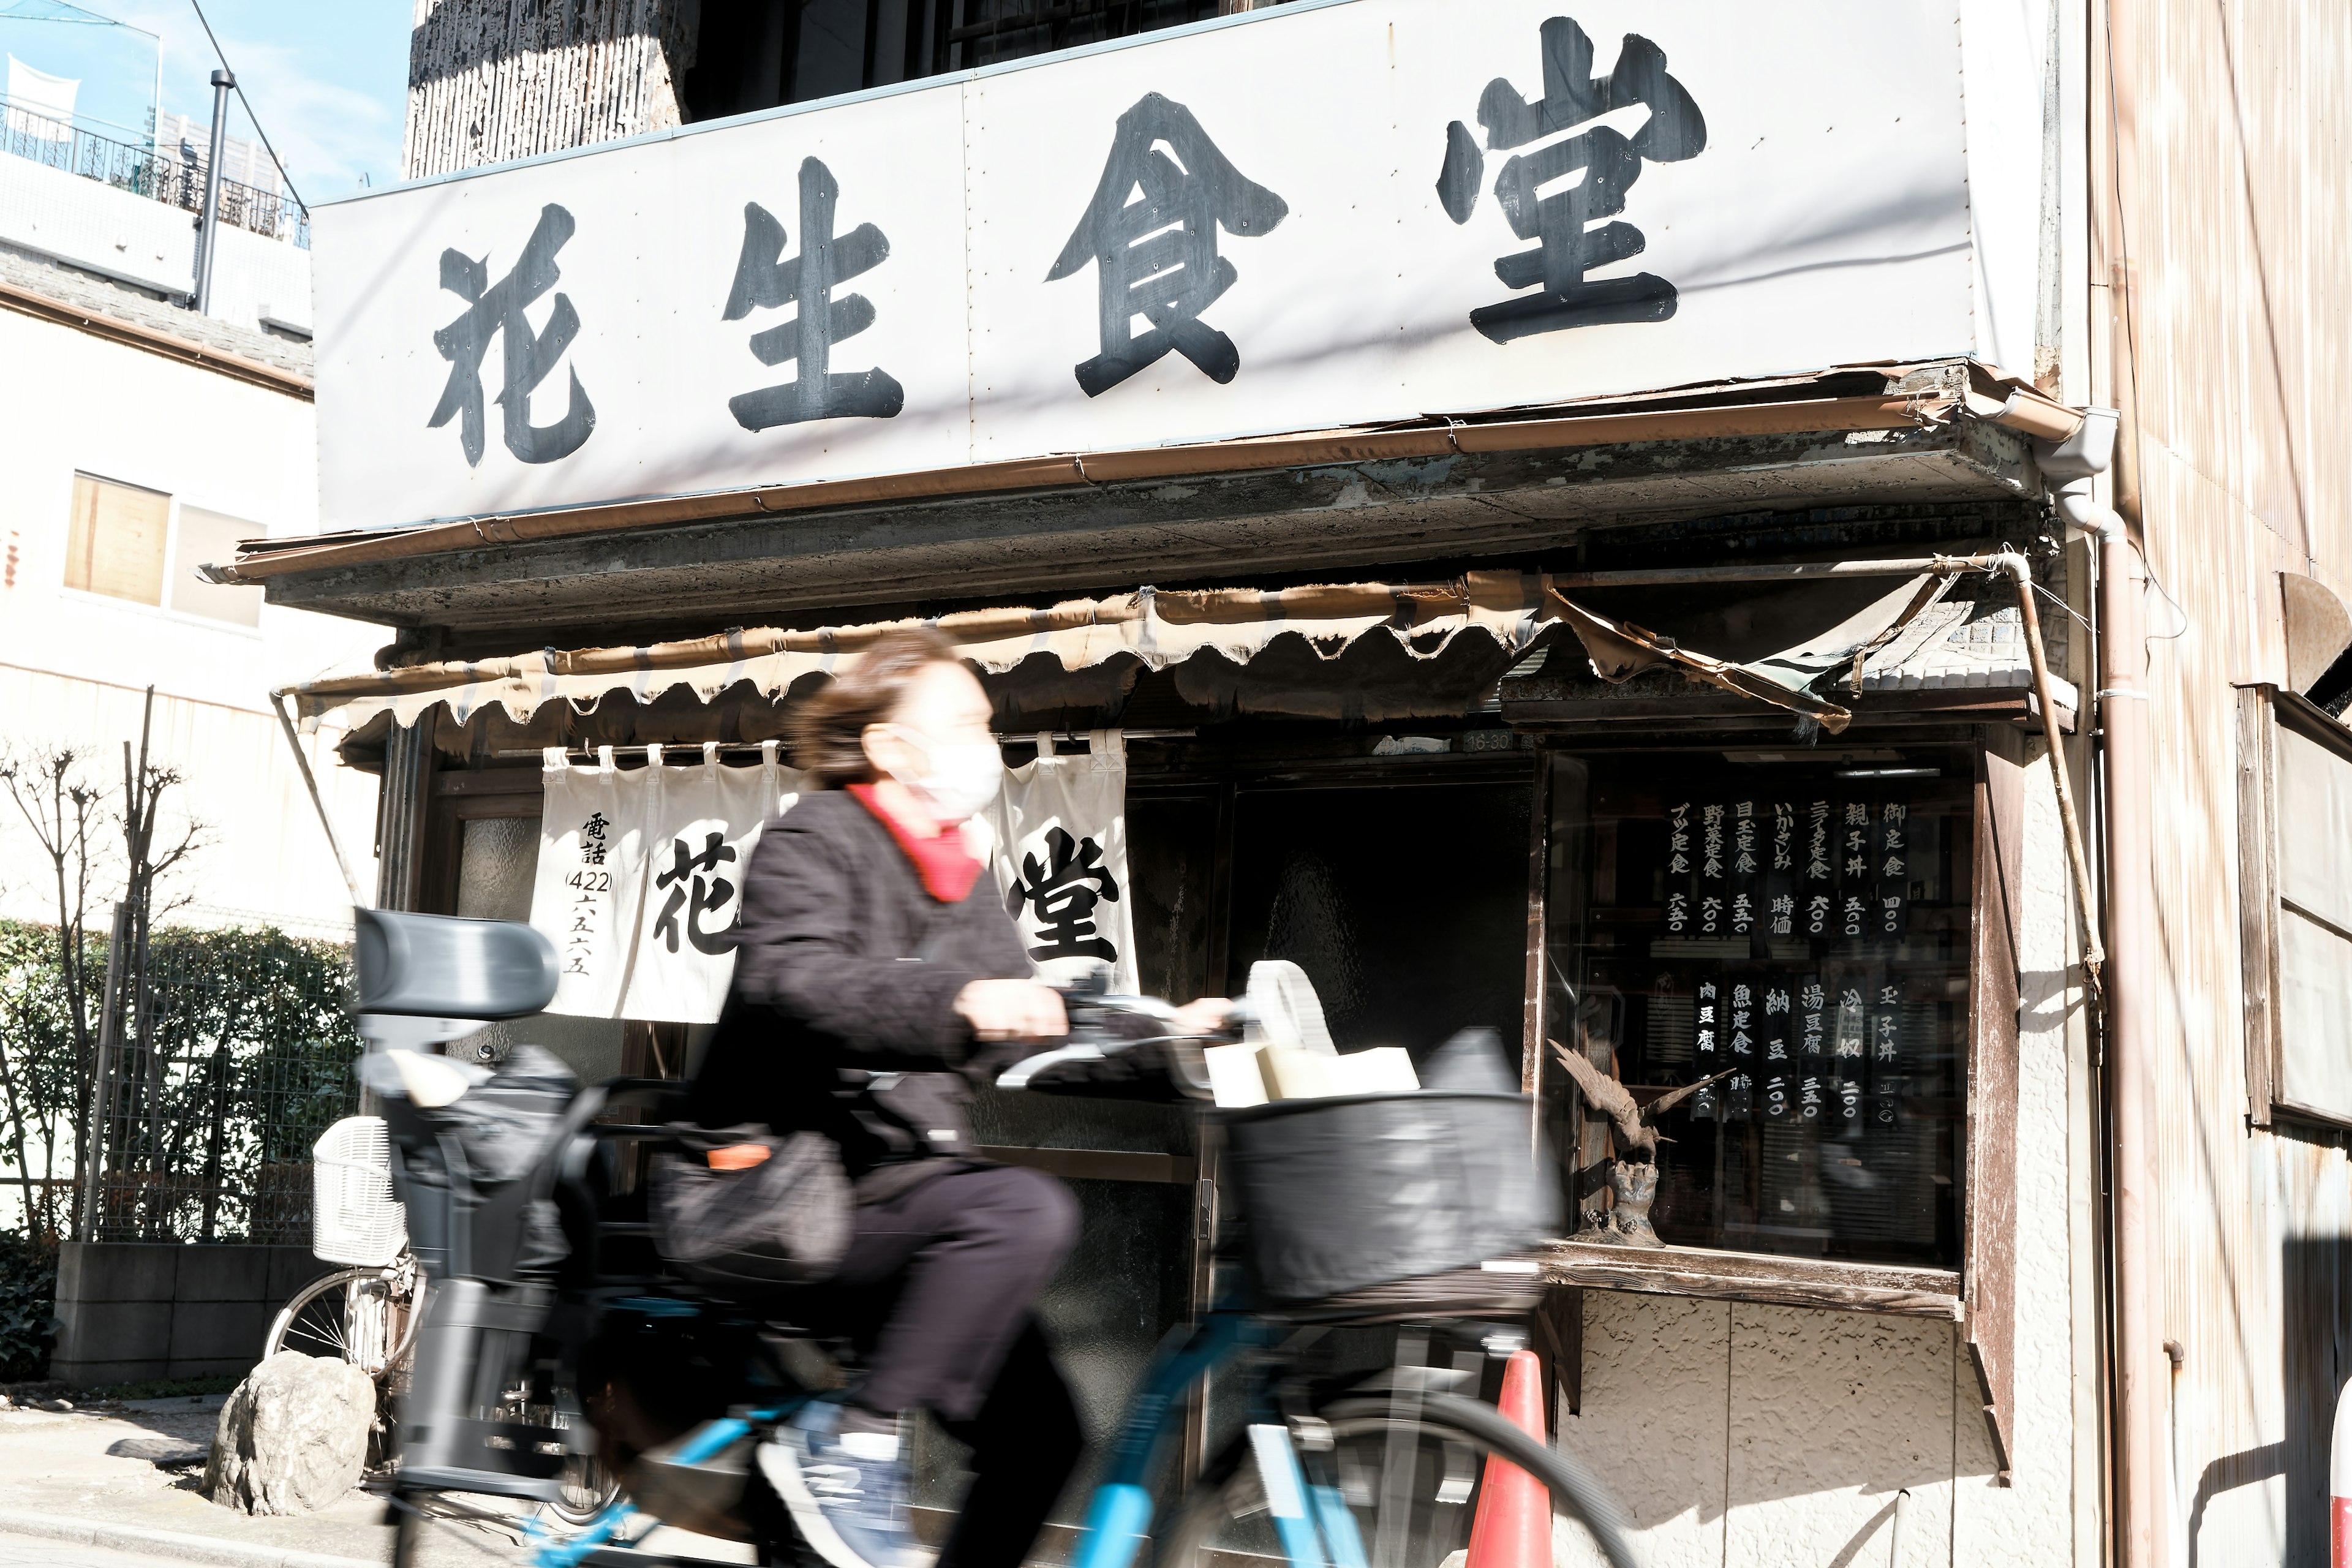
2181, 1232, 2352, 1566
1555, 1291, 1981, 1565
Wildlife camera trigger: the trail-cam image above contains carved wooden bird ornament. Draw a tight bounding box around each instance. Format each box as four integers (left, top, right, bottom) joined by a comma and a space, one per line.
1548, 1038, 1733, 1165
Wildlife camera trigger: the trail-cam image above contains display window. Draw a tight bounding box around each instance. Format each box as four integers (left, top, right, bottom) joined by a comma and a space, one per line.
1544, 747, 1975, 1268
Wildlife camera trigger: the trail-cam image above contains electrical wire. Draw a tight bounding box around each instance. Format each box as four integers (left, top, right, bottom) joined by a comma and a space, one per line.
184, 0, 307, 213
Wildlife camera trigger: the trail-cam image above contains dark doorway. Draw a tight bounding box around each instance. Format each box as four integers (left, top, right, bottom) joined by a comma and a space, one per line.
1224, 782, 1531, 1060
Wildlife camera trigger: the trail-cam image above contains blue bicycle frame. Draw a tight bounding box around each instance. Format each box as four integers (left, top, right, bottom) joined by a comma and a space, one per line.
522, 1305, 1365, 1568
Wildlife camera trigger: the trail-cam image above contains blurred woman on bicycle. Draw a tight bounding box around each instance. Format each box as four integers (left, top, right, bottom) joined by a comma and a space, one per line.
690, 628, 1223, 1568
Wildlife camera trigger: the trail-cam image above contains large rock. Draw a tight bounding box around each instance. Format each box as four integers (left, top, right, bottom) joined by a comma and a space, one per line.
202, 1351, 376, 1515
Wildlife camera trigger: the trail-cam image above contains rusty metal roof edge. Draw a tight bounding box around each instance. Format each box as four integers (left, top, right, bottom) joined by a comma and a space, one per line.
217, 358, 2069, 586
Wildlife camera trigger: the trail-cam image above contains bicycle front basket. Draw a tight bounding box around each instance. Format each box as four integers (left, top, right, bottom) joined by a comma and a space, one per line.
1219, 1090, 1561, 1303
312, 1115, 409, 1267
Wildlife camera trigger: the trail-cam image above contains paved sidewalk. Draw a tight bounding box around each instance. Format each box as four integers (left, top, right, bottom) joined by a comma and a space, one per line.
0, 1395, 473, 1566
0, 1394, 755, 1566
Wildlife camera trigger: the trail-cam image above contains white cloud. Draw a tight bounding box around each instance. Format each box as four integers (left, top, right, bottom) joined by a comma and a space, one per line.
106, 1, 402, 198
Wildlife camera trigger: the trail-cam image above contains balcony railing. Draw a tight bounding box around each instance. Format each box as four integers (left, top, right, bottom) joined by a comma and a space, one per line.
1, 101, 309, 250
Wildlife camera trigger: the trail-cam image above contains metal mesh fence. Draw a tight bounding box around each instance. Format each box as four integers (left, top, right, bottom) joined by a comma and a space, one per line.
0, 102, 309, 247
85, 928, 358, 1243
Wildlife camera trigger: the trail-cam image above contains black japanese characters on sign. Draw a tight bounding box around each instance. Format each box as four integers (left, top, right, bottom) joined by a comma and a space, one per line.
1435, 16, 1707, 342
429, 203, 596, 467
723, 159, 906, 431
652, 831, 737, 957
561, 810, 614, 979
1004, 826, 1123, 964
1047, 92, 1289, 398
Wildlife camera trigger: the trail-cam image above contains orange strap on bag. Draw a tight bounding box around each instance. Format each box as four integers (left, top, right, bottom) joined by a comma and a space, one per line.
707, 1144, 772, 1172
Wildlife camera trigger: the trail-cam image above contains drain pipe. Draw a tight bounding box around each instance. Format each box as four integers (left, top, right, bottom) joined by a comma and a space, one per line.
2056, 464, 2163, 1568
192, 69, 233, 315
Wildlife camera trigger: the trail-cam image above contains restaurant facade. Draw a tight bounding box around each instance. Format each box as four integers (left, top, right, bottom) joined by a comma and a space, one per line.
221, 2, 2352, 1564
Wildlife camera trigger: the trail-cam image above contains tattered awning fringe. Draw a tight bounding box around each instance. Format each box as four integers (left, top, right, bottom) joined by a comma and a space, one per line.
280, 569, 1957, 738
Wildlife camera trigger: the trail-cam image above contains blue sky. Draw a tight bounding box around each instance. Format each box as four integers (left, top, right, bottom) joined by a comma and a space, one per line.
2, 0, 410, 199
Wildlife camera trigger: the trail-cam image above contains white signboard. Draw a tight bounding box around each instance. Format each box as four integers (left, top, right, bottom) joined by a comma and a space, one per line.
530, 744, 804, 1023
988, 732, 1137, 993
314, 0, 1980, 532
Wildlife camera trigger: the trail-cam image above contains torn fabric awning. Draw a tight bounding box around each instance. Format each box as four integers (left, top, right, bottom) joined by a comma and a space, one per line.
281, 571, 1959, 739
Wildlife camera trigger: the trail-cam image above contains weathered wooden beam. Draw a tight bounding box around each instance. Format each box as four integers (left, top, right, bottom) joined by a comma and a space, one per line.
1539, 1237, 1964, 1321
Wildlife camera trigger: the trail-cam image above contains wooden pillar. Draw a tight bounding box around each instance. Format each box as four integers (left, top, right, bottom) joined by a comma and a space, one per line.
405, 0, 699, 180
374, 718, 434, 912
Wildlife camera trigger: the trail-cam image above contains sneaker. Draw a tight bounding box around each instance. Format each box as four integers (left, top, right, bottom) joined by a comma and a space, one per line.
759, 1403, 922, 1568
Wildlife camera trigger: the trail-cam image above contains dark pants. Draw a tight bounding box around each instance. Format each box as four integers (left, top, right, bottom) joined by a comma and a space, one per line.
810, 1163, 1084, 1568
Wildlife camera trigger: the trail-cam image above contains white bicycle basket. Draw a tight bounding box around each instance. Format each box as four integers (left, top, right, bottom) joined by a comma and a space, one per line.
312, 1116, 408, 1267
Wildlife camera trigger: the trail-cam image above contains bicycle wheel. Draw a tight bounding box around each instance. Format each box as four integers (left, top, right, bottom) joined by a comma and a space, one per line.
263, 1267, 422, 1378
541, 1450, 622, 1529
1155, 1390, 1640, 1568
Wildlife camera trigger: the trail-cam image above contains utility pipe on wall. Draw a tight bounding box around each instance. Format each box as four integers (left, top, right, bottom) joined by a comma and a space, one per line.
192, 69, 232, 315
2059, 475, 2164, 1568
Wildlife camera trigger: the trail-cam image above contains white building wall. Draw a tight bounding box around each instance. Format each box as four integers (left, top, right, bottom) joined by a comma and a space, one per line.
0, 291, 379, 937
0, 152, 312, 334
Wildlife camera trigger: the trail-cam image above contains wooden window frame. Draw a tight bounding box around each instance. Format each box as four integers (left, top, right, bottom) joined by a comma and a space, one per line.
2237, 682, 2352, 1130
1526, 727, 2028, 1473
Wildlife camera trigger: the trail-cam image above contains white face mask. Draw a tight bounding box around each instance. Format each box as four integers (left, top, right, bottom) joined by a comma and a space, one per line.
892, 735, 1004, 823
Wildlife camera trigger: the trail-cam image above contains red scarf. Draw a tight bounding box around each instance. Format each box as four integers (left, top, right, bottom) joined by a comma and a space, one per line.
849, 783, 984, 902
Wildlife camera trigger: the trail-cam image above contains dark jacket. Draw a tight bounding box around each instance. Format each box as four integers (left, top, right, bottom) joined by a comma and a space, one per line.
688, 791, 1036, 1180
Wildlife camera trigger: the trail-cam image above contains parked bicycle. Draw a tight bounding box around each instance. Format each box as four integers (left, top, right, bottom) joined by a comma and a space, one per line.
270, 1061, 617, 1525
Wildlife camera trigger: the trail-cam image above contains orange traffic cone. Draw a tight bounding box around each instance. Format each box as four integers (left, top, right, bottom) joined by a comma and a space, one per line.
1464, 1349, 1550, 1568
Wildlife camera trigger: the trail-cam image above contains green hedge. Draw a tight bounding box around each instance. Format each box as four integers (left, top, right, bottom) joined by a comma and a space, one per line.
0, 1232, 57, 1381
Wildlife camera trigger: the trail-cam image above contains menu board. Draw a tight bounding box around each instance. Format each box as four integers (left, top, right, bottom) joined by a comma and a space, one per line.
1555, 761, 1966, 1268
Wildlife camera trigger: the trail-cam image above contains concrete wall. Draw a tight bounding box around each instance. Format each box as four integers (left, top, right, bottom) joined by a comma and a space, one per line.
49, 1242, 330, 1387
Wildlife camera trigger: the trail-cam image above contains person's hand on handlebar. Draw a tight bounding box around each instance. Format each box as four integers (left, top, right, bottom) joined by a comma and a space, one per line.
956, 979, 1069, 1041
1169, 997, 1234, 1037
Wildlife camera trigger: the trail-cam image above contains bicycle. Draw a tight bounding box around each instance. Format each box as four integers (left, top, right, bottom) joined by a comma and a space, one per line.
350, 910, 1641, 1568
263, 1249, 423, 1378
472, 1272, 1638, 1568
279, 1120, 619, 1528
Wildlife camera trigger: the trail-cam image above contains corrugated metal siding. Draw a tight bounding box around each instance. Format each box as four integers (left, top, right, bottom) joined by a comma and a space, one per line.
2117, 0, 2352, 1559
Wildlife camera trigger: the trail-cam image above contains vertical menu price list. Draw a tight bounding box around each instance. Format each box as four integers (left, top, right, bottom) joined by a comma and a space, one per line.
1558, 759, 1969, 1266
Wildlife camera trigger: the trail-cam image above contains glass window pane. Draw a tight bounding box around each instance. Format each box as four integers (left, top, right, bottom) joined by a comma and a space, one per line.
2276, 724, 2352, 937
64, 473, 167, 605
1545, 750, 1969, 1268
2278, 908, 2352, 1116
168, 507, 263, 627
454, 814, 626, 1075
